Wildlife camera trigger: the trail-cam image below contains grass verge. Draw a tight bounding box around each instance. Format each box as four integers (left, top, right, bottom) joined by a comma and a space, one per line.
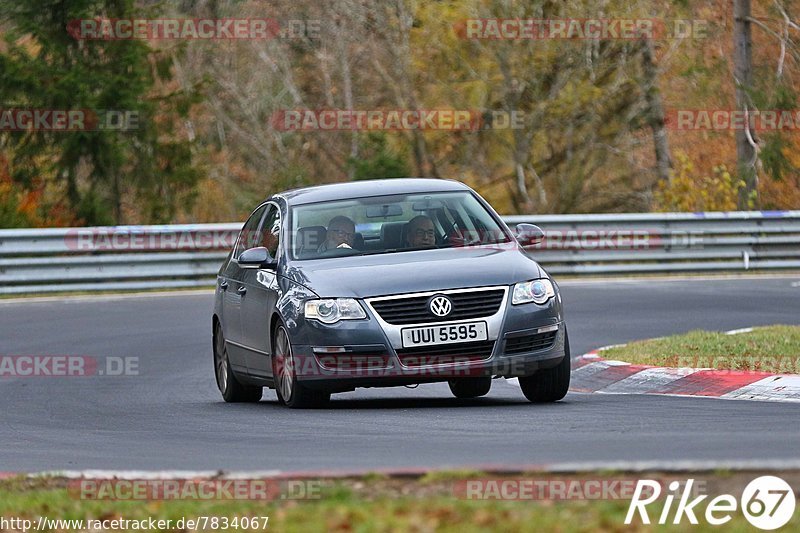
599, 325, 800, 373
1, 472, 798, 532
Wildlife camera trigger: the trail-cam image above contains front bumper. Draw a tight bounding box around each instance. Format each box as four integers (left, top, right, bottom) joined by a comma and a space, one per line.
286, 286, 567, 391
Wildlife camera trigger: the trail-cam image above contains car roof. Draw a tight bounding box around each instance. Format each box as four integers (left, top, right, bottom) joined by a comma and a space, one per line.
275, 178, 471, 205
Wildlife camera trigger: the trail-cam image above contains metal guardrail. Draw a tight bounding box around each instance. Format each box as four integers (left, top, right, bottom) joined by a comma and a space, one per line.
1, 212, 799, 294
505, 211, 800, 275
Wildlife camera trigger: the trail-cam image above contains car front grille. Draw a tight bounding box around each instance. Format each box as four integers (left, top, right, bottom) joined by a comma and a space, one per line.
503, 330, 558, 355
395, 341, 495, 367
370, 288, 505, 325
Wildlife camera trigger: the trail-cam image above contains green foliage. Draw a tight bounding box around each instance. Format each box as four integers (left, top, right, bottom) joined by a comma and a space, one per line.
76, 189, 114, 227
350, 133, 410, 181
760, 135, 792, 182
4, 0, 799, 223
0, 0, 200, 225
0, 191, 31, 228
747, 55, 800, 199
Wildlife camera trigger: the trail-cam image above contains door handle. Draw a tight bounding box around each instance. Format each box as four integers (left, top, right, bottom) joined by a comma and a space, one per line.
220, 280, 229, 290
237, 285, 247, 295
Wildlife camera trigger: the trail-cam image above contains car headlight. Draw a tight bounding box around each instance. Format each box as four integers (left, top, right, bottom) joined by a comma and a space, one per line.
512, 278, 556, 305
304, 298, 366, 323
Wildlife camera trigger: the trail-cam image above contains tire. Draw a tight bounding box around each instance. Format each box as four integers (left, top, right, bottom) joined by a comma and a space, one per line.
448, 377, 492, 398
272, 323, 330, 409
214, 324, 263, 403
518, 329, 571, 403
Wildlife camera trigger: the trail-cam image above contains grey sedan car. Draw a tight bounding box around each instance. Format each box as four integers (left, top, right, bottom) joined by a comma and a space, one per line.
212, 178, 569, 408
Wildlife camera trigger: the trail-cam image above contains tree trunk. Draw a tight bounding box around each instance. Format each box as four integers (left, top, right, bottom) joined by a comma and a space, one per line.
335, 14, 358, 180
640, 37, 672, 188
733, 0, 757, 209
65, 167, 80, 213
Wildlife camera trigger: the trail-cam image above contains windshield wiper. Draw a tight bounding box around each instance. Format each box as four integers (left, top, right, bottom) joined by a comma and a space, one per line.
359, 248, 402, 256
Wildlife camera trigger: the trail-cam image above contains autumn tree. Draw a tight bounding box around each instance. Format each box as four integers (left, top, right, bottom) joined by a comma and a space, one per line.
0, 0, 199, 225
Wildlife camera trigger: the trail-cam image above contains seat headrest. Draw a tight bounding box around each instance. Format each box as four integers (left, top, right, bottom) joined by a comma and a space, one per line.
380, 222, 406, 249
296, 225, 327, 255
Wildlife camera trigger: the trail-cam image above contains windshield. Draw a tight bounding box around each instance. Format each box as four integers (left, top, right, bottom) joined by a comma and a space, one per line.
290, 191, 512, 260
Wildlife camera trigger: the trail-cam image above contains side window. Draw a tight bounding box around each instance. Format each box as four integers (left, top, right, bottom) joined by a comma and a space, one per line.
260, 205, 281, 258
235, 204, 268, 258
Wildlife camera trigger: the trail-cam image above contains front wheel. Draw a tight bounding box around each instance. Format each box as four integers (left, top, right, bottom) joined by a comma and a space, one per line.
518, 330, 571, 403
214, 324, 262, 403
448, 377, 492, 398
273, 323, 330, 409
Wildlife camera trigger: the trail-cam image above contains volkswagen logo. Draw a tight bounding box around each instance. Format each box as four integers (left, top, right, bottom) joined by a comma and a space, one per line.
429, 295, 452, 317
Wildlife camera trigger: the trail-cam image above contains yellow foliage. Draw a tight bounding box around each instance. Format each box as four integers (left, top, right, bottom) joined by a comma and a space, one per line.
189, 177, 231, 223
654, 152, 746, 212
759, 171, 800, 210
0, 153, 78, 227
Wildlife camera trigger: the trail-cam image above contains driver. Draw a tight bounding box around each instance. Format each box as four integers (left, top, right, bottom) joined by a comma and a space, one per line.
318, 216, 356, 253
405, 215, 437, 249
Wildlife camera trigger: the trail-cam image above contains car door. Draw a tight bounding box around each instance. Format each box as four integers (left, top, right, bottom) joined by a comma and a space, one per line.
223, 203, 268, 371
239, 203, 282, 378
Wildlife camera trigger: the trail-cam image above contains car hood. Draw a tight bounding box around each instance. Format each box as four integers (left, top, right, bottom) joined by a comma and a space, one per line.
286, 247, 545, 298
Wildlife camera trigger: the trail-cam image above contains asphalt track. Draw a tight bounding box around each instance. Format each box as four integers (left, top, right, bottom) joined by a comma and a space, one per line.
1, 276, 799, 472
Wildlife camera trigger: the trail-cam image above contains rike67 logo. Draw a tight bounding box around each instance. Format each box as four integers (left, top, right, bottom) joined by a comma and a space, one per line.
625, 476, 796, 530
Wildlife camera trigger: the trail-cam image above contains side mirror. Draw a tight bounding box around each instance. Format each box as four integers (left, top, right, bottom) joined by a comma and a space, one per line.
514, 223, 544, 246
238, 247, 277, 269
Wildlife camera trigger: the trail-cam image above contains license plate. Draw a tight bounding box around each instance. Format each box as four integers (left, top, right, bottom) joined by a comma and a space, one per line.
401, 322, 488, 348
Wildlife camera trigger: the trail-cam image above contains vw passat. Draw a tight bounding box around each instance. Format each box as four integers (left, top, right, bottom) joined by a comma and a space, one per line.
212, 178, 570, 408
